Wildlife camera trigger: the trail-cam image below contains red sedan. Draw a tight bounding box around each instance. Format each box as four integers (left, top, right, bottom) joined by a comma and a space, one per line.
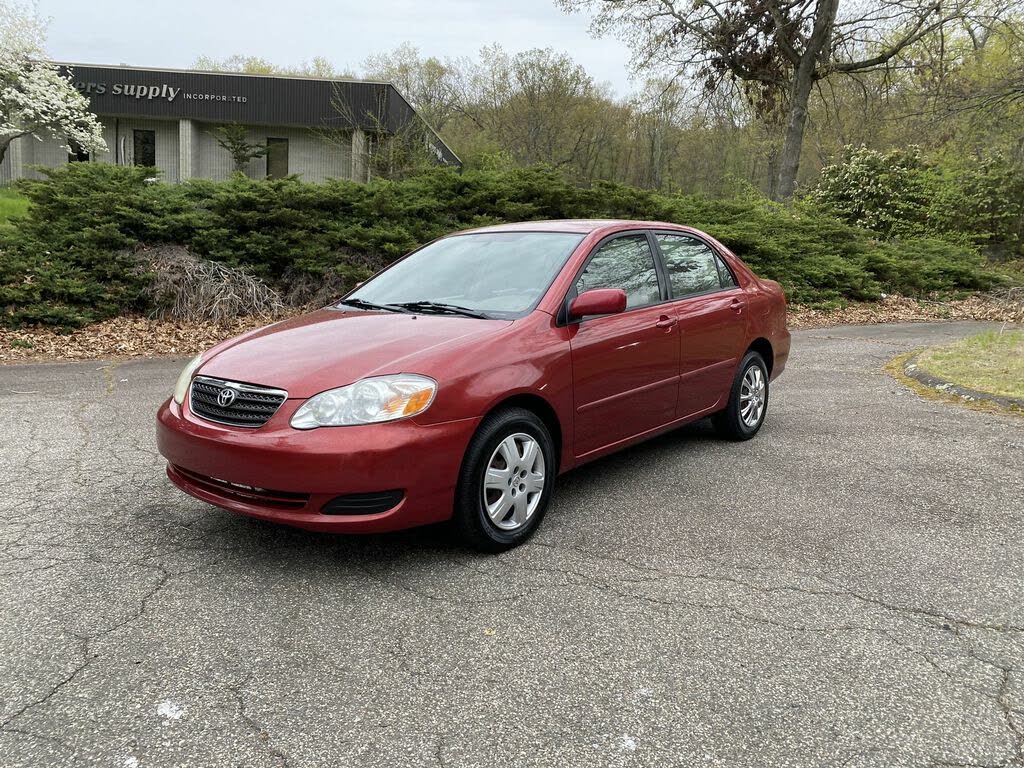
157, 220, 790, 551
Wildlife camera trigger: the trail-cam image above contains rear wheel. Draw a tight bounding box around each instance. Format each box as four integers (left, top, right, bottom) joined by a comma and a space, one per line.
453, 407, 555, 552
712, 351, 769, 441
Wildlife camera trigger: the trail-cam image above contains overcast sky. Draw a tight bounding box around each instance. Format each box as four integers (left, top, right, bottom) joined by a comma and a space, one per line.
40, 0, 640, 96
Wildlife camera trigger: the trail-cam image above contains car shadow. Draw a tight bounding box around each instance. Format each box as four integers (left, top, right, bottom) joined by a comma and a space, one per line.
556, 418, 719, 494
153, 418, 724, 571
140, 417, 724, 585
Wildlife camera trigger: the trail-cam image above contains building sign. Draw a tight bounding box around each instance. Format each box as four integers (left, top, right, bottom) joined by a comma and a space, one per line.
74, 81, 248, 104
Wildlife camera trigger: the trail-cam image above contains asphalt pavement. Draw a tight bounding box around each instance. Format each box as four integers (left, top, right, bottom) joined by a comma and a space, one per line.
1, 321, 1022, 768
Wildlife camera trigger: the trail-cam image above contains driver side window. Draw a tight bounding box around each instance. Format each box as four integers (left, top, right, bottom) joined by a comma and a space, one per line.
575, 234, 661, 309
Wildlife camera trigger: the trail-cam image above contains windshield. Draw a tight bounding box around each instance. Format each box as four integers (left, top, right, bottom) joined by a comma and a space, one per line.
343, 232, 585, 318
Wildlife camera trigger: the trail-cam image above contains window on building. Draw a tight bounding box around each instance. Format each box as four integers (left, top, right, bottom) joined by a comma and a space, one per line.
67, 139, 89, 163
575, 234, 661, 309
133, 129, 156, 167
657, 234, 732, 297
266, 138, 289, 179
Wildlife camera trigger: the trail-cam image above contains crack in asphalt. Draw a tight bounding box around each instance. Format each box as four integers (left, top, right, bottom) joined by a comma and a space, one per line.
0, 545, 231, 742
524, 541, 1023, 634
0, 633, 92, 733
434, 734, 447, 767
0, 565, 168, 735
997, 667, 1024, 766
225, 677, 293, 768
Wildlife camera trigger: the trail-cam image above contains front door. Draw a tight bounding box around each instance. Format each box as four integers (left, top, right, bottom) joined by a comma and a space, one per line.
654, 232, 749, 418
569, 233, 680, 457
266, 138, 289, 179
132, 129, 155, 167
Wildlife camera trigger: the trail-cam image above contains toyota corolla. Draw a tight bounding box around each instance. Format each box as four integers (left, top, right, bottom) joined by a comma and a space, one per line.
157, 220, 790, 551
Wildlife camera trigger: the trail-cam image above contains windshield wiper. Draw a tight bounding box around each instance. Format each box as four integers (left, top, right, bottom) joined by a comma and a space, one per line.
392, 301, 490, 319
336, 298, 409, 313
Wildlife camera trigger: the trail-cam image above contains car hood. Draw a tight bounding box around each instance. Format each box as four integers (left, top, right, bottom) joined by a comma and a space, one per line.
197, 309, 510, 399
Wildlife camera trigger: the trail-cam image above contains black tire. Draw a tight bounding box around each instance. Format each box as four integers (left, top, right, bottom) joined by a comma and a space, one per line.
453, 407, 556, 552
712, 350, 769, 441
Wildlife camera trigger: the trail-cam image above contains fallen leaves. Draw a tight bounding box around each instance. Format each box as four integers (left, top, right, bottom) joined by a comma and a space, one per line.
0, 316, 264, 364
787, 290, 1024, 330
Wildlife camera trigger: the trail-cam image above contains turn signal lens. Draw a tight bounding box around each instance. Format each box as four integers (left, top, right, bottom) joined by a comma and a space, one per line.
291, 375, 437, 429
381, 387, 434, 418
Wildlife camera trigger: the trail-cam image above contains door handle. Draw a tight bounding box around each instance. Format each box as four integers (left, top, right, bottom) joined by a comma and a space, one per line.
655, 315, 677, 329
730, 299, 746, 313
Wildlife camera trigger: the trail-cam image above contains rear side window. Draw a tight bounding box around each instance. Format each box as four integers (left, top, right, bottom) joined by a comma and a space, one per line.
576, 234, 661, 309
656, 234, 735, 297
716, 255, 738, 288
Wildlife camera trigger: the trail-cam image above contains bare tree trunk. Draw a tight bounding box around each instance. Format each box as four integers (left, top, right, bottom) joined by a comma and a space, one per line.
775, 64, 815, 200
771, 0, 838, 200
765, 146, 780, 200
0, 133, 29, 170
0, 136, 12, 169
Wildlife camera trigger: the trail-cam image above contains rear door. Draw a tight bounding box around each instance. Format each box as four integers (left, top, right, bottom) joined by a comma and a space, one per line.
653, 232, 749, 419
567, 232, 680, 457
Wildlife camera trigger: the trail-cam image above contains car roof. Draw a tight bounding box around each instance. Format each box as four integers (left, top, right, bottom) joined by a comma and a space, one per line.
457, 219, 689, 235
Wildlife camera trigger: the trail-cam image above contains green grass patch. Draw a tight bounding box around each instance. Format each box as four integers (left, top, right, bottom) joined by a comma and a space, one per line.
915, 329, 1024, 400
0, 187, 29, 228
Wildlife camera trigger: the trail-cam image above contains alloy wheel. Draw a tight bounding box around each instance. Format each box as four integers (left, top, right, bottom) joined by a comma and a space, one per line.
740, 365, 766, 428
482, 432, 546, 531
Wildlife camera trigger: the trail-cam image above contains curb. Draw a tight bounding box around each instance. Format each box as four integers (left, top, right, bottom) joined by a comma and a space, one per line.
903, 354, 1024, 411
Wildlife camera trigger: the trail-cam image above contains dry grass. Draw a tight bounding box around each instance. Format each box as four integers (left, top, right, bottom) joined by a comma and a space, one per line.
138, 245, 287, 323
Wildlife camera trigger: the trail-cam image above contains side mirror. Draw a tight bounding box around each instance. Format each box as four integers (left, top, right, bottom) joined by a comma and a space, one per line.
568, 288, 627, 321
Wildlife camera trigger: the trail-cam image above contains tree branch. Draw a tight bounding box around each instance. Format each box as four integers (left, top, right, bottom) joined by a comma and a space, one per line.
830, 2, 954, 73
764, 0, 804, 66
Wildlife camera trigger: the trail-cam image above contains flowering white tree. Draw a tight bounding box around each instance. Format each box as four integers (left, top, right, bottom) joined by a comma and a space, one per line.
0, 0, 106, 168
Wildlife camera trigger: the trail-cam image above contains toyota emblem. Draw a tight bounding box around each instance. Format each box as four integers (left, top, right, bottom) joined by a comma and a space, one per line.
217, 387, 239, 407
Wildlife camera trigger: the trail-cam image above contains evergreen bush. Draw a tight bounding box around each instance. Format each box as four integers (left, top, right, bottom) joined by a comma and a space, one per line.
0, 162, 1004, 327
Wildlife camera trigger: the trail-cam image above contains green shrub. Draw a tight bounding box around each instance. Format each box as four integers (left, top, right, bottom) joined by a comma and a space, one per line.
808, 145, 1024, 258
0, 162, 1004, 327
0, 166, 166, 326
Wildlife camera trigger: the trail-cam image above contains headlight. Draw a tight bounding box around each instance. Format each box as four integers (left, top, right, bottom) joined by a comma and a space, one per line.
172, 354, 203, 405
290, 374, 436, 429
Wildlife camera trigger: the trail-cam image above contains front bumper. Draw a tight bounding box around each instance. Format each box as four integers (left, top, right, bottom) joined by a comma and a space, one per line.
156, 398, 480, 533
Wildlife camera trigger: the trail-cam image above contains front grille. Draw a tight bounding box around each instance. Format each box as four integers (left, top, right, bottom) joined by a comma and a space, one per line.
189, 376, 287, 428
172, 465, 309, 510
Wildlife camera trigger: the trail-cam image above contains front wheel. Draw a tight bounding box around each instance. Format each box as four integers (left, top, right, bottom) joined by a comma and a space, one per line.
712, 351, 769, 441
453, 407, 556, 552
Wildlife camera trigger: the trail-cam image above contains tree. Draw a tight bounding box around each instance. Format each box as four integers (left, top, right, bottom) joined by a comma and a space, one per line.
363, 43, 462, 130
454, 45, 614, 172
560, 0, 974, 199
0, 0, 105, 168
193, 54, 354, 79
209, 123, 267, 173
